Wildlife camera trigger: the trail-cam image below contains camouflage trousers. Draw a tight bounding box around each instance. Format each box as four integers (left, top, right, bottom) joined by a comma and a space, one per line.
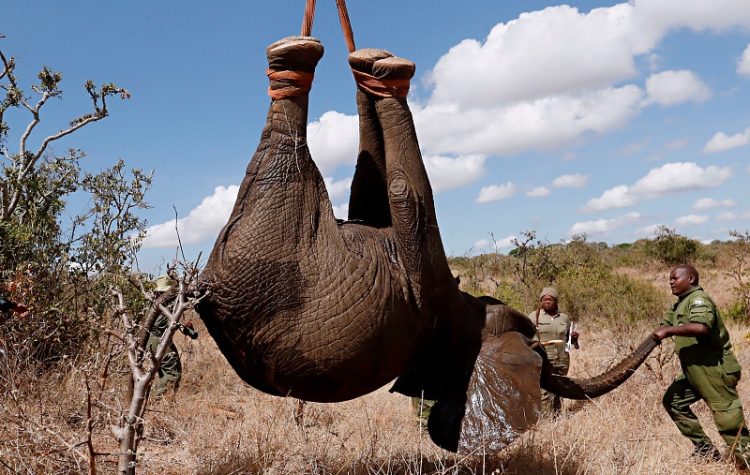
146, 336, 182, 398
540, 359, 569, 416
411, 396, 435, 429
663, 367, 750, 464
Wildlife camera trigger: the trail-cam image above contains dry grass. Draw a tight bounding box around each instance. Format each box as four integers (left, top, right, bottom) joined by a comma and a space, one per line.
4, 317, 750, 473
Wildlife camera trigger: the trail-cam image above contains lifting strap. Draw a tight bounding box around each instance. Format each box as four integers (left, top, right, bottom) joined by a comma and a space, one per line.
300, 0, 356, 53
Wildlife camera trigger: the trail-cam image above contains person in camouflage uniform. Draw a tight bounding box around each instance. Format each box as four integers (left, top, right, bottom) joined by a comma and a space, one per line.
653, 265, 750, 467
147, 275, 197, 398
528, 286, 579, 416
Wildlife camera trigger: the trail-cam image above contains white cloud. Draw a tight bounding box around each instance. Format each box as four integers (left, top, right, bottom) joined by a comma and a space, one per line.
526, 186, 551, 198
693, 198, 735, 210
476, 182, 518, 204
569, 211, 641, 236
143, 185, 239, 249
676, 214, 708, 226
414, 85, 643, 157
475, 235, 516, 253
332, 203, 348, 220
631, 162, 732, 196
644, 70, 711, 106
632, 0, 750, 45
704, 127, 750, 153
424, 154, 487, 192
323, 176, 352, 202
584, 162, 732, 212
307, 111, 359, 174
737, 43, 750, 77
427, 4, 639, 108
584, 185, 638, 212
552, 173, 589, 188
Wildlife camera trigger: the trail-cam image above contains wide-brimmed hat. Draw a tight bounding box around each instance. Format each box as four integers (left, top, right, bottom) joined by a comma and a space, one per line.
155, 275, 177, 293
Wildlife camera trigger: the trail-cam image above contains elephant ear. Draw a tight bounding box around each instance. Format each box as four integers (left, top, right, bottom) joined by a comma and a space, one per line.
428, 331, 542, 454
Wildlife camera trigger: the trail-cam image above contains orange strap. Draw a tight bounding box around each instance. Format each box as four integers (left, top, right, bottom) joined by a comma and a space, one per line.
300, 0, 356, 53
351, 69, 410, 98
334, 0, 356, 53
301, 0, 316, 37
266, 69, 314, 100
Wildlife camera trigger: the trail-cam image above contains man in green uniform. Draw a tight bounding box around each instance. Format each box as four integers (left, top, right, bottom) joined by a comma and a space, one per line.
653, 264, 750, 466
528, 286, 579, 415
147, 275, 197, 398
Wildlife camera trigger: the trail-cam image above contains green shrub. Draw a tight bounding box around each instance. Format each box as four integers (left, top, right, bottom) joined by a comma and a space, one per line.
451, 233, 668, 327
721, 299, 748, 323
644, 226, 701, 266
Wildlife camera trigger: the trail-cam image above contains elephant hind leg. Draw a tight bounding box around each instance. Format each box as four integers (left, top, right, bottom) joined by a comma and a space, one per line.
366, 55, 453, 304
348, 49, 393, 228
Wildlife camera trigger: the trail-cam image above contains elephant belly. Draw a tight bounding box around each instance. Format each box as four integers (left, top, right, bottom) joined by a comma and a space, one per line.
199, 228, 420, 402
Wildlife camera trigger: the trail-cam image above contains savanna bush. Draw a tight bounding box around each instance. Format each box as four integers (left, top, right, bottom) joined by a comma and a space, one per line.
452, 235, 668, 327
643, 226, 701, 266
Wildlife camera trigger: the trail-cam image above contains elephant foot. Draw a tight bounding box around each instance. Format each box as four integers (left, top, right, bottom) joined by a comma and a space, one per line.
372, 56, 416, 82
348, 49, 414, 98
266, 36, 324, 95
348, 48, 393, 74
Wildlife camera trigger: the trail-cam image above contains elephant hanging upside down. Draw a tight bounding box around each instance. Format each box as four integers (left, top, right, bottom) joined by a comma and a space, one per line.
196, 36, 659, 453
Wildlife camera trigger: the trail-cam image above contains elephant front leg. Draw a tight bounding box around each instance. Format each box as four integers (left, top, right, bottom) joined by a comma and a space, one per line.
200, 36, 341, 396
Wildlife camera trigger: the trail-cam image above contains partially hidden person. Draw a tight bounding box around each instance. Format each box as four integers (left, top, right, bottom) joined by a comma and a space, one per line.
528, 286, 579, 416
0, 293, 29, 356
147, 275, 198, 398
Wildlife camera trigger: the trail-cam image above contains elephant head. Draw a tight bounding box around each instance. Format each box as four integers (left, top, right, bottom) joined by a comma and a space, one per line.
196, 36, 659, 454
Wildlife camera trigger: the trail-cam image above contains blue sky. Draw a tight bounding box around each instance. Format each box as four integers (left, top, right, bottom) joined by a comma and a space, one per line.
3, 1, 750, 272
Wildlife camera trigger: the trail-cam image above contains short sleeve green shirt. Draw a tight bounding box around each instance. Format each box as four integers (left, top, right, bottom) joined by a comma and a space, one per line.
527, 309, 571, 362
663, 286, 741, 374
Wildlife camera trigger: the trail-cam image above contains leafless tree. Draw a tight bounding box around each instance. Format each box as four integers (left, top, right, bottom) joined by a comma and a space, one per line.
110, 263, 205, 475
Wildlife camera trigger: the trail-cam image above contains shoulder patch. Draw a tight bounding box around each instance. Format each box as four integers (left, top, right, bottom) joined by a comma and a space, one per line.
691, 298, 705, 307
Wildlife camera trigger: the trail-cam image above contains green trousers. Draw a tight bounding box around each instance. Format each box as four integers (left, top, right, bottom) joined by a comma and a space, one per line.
663, 367, 750, 461
411, 396, 435, 429
540, 358, 569, 416
146, 336, 182, 397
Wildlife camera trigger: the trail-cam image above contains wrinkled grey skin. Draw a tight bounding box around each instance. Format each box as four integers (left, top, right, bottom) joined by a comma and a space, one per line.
196, 36, 658, 453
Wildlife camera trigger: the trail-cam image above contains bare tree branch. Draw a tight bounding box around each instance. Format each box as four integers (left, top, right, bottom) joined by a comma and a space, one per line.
112, 262, 203, 475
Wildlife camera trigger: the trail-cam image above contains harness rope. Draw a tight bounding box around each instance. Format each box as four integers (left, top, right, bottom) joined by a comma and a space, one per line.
269, 0, 408, 99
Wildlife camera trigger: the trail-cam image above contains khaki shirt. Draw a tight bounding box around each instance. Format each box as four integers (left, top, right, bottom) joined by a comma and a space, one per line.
527, 309, 571, 365
663, 286, 741, 374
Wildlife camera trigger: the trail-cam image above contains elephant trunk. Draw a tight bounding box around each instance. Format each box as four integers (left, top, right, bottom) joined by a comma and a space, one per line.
540, 335, 660, 400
